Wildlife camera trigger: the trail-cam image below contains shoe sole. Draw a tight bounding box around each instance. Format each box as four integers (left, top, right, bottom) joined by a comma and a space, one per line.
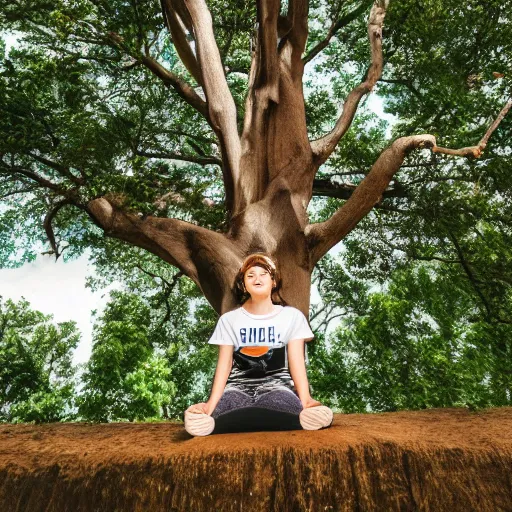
184, 410, 215, 436
299, 406, 333, 430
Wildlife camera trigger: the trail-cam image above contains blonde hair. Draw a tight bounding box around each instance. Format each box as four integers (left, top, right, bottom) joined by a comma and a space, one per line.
234, 253, 286, 305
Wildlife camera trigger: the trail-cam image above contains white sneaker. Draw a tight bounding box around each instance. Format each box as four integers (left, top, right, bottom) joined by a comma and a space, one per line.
184, 409, 215, 436
299, 406, 333, 430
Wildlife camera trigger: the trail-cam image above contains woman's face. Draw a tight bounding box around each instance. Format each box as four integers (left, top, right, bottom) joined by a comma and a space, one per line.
243, 265, 274, 299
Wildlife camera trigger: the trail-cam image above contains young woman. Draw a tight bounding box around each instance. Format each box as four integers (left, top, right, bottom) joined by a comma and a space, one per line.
184, 253, 333, 436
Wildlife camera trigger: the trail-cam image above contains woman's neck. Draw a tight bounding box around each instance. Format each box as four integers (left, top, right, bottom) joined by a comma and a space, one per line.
242, 297, 275, 315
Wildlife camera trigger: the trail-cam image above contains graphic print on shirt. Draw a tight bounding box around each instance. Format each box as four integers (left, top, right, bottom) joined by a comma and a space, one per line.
235, 324, 284, 375
236, 325, 281, 365
208, 307, 315, 390
239, 326, 281, 345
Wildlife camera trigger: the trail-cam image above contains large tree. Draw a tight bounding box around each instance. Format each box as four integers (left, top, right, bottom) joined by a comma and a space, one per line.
1, 0, 510, 315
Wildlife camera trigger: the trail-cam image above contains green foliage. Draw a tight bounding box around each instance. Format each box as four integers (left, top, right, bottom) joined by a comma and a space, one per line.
78, 291, 171, 421
382, 0, 512, 140
1, 0, 510, 266
0, 0, 226, 264
309, 259, 512, 413
0, 296, 80, 423
78, 272, 218, 421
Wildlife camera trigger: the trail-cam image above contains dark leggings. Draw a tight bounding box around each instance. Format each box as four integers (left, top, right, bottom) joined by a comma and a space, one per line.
212, 387, 303, 418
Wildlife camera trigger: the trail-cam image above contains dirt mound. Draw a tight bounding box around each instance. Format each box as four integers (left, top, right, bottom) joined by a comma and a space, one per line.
1, 407, 512, 511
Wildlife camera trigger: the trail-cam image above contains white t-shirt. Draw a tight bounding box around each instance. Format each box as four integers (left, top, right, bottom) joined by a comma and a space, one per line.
209, 305, 314, 348
208, 305, 314, 395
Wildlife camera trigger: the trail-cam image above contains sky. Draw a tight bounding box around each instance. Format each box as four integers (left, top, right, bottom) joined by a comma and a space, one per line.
0, 30, 395, 367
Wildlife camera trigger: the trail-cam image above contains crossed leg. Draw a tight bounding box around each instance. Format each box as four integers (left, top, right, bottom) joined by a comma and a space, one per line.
185, 387, 332, 436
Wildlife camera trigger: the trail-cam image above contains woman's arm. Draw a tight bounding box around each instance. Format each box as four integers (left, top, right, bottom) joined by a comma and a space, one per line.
205, 344, 233, 415
287, 339, 322, 409
188, 344, 233, 415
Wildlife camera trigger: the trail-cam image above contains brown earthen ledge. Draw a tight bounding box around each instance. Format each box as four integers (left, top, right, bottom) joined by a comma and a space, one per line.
1, 407, 511, 511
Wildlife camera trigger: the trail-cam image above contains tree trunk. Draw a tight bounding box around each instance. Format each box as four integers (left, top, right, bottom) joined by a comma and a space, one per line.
227, 186, 314, 315
87, 0, 320, 318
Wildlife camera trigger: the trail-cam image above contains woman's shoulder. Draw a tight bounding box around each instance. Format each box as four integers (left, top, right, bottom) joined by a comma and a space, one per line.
282, 305, 305, 314
281, 306, 308, 318
218, 305, 306, 321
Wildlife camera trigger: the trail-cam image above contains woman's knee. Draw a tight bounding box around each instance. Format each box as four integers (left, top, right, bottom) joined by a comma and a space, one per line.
254, 388, 303, 415
212, 388, 253, 418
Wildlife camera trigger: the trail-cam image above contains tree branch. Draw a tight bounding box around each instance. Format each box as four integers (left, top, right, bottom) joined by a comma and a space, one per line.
312, 177, 406, 200
306, 95, 511, 267
43, 200, 74, 260
28, 153, 84, 185
134, 149, 221, 166
286, 0, 309, 58
309, 303, 328, 323
160, 0, 203, 86
0, 165, 63, 193
312, 179, 357, 199
303, 0, 373, 64
433, 98, 512, 158
159, 128, 218, 146
253, 0, 280, 102
181, 0, 241, 215
136, 263, 184, 328
447, 231, 493, 320
238, 2, 282, 212
238, 0, 312, 213
140, 55, 210, 120
378, 78, 423, 100
86, 197, 242, 313
135, 264, 183, 290
478, 99, 512, 146
220, 26, 236, 64
310, 0, 390, 165
306, 134, 437, 266
0, 187, 39, 200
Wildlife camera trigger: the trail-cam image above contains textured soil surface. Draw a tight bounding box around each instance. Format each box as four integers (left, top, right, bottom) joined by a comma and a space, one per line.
1, 407, 512, 511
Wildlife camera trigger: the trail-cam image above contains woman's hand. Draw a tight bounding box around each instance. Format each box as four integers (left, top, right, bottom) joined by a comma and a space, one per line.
187, 402, 210, 415
301, 397, 322, 409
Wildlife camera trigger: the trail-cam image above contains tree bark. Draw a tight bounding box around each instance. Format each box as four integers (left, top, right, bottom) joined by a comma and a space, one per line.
183, 0, 241, 215
86, 197, 243, 314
